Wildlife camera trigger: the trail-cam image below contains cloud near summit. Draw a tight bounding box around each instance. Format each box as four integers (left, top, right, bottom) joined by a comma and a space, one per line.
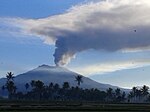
1, 0, 150, 66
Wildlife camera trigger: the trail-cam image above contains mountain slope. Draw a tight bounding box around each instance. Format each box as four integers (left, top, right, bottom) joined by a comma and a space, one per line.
0, 65, 120, 92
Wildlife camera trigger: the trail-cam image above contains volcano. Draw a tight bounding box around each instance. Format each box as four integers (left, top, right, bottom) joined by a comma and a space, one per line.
0, 65, 121, 93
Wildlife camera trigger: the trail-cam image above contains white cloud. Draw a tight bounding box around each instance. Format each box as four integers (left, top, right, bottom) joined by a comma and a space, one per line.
70, 59, 150, 76
0, 0, 150, 66
1, 0, 150, 46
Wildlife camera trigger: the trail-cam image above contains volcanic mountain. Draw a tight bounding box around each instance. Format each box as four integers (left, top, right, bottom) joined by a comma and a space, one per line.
0, 65, 120, 93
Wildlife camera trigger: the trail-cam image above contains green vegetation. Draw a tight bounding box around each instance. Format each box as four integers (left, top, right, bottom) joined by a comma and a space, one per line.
1, 101, 150, 111
1, 72, 150, 104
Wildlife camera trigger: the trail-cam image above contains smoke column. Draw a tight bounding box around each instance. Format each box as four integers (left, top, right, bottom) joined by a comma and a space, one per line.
2, 0, 150, 66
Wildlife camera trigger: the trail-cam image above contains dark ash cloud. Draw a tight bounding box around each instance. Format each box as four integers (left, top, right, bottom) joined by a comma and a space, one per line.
2, 0, 150, 66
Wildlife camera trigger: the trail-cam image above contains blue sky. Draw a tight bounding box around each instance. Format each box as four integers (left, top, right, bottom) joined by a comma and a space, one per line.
0, 0, 83, 18
0, 0, 84, 72
0, 0, 150, 88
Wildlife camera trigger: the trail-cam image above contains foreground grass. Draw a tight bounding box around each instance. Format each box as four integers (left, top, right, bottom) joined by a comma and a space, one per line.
1, 100, 150, 111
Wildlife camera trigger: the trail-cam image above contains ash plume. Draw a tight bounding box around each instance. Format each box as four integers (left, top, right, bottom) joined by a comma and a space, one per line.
1, 0, 150, 66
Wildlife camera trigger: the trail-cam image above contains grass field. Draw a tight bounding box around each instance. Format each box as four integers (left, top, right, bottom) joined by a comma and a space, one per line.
0, 101, 150, 111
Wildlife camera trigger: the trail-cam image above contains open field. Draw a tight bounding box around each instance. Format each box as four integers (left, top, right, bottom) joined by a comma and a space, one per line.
0, 101, 150, 112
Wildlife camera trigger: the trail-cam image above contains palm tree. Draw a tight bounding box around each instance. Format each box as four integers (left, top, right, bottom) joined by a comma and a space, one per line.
115, 88, 121, 97
6, 72, 14, 81
5, 72, 16, 99
54, 83, 59, 90
128, 91, 134, 103
25, 83, 30, 91
136, 89, 142, 102
106, 88, 113, 101
107, 88, 113, 96
49, 82, 54, 89
75, 75, 83, 86
35, 80, 44, 91
132, 87, 137, 102
30, 80, 45, 100
63, 82, 70, 89
30, 80, 36, 88
141, 85, 149, 97
5, 81, 16, 99
115, 88, 121, 102
13, 86, 17, 94
121, 92, 126, 102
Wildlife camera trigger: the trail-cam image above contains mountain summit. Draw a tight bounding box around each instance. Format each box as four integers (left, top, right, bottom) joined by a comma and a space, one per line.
0, 65, 119, 92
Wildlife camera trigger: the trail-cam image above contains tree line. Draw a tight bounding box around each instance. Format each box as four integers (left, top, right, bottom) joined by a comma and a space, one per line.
1, 72, 150, 103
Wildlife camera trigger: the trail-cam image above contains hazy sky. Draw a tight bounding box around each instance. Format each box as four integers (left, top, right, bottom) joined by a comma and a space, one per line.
0, 0, 150, 88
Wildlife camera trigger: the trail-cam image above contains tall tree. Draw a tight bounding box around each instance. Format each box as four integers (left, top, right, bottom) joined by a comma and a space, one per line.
115, 88, 121, 97
136, 89, 142, 101
35, 80, 44, 91
49, 82, 54, 89
54, 83, 59, 90
107, 88, 113, 96
106, 88, 113, 101
5, 72, 16, 99
121, 92, 126, 102
115, 88, 121, 102
30, 80, 36, 88
132, 87, 137, 96
5, 81, 16, 99
31, 80, 45, 100
25, 83, 30, 91
128, 91, 134, 103
75, 75, 83, 86
141, 85, 149, 97
6, 72, 14, 81
63, 82, 70, 89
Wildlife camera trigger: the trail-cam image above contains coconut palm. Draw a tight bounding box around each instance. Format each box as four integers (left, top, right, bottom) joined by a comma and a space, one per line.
121, 92, 126, 101
6, 72, 14, 81
30, 80, 45, 100
107, 88, 113, 96
35, 80, 44, 91
141, 85, 149, 97
31, 80, 44, 92
136, 89, 142, 101
63, 82, 70, 89
75, 75, 83, 86
132, 87, 137, 96
30, 80, 36, 88
5, 81, 16, 99
115, 88, 121, 97
54, 83, 59, 90
49, 82, 54, 89
25, 83, 30, 91
5, 72, 16, 99
128, 91, 134, 102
